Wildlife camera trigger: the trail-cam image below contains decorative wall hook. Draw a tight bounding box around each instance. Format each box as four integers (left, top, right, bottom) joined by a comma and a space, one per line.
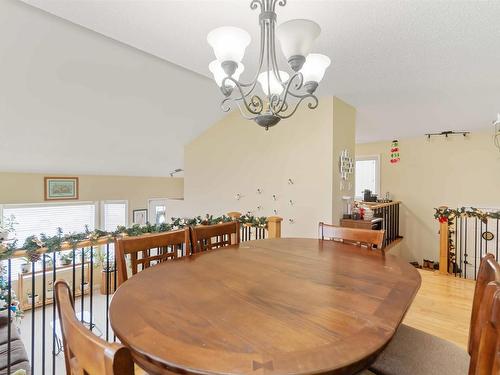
288, 178, 294, 185
235, 193, 242, 200
288, 218, 295, 224
272, 194, 277, 201
289, 200, 294, 206
257, 188, 263, 194
273, 209, 278, 215
257, 205, 263, 211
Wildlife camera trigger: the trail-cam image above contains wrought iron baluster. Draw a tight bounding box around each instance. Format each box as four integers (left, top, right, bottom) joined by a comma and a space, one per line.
42, 254, 46, 375
80, 248, 85, 323
89, 246, 94, 332
30, 261, 35, 375
52, 250, 56, 374
7, 259, 11, 375
105, 243, 110, 342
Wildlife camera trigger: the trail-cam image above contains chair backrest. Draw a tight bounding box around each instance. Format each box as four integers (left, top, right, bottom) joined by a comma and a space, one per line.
318, 222, 385, 250
191, 221, 240, 253
468, 254, 500, 363
469, 281, 500, 375
115, 228, 191, 286
54, 280, 134, 375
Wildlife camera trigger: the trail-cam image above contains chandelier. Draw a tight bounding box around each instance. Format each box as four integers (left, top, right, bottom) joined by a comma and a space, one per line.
207, 0, 330, 130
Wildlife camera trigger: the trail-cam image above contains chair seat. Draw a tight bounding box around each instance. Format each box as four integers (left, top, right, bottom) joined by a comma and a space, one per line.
370, 324, 469, 375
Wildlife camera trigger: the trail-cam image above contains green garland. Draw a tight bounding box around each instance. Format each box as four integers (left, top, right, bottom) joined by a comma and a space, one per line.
434, 206, 500, 224
0, 214, 268, 261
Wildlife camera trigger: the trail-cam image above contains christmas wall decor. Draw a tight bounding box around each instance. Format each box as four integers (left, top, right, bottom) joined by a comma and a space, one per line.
390, 140, 400, 164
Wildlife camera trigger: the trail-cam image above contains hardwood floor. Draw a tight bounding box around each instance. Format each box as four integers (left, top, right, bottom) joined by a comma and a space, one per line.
403, 269, 475, 349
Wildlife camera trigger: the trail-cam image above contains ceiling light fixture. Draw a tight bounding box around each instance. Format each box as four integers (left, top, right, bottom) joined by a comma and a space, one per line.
207, 0, 330, 130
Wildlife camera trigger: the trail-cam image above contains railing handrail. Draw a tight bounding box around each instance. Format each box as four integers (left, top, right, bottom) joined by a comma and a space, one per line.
355, 200, 402, 209
1, 213, 283, 260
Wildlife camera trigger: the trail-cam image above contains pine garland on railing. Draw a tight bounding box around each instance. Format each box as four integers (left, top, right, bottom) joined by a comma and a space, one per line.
434, 206, 500, 224
0, 214, 268, 261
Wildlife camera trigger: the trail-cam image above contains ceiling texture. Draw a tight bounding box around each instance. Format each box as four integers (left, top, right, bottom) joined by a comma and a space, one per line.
3, 0, 500, 175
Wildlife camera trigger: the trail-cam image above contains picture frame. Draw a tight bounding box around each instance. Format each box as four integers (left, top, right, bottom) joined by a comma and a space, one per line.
133, 209, 148, 225
44, 177, 79, 201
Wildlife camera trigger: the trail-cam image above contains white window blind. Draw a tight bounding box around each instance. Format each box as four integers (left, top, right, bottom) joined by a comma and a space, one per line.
2, 202, 96, 279
355, 156, 380, 198
102, 201, 128, 231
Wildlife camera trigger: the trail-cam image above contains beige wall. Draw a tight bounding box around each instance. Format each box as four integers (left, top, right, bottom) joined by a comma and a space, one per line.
0, 172, 184, 223
356, 130, 500, 262
182, 97, 356, 238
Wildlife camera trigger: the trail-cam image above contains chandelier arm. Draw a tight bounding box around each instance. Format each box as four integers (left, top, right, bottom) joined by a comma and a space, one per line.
265, 21, 272, 101
269, 18, 286, 86
250, 0, 264, 11
271, 73, 304, 114
271, 0, 287, 12
232, 17, 267, 98
276, 95, 319, 120
221, 77, 264, 115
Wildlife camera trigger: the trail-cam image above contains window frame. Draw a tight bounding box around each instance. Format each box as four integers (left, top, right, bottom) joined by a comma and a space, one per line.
355, 154, 381, 200
100, 200, 129, 231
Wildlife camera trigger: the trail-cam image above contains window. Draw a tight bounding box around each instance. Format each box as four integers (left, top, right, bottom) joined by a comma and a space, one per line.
355, 155, 380, 199
148, 199, 167, 225
101, 201, 128, 231
1, 202, 97, 278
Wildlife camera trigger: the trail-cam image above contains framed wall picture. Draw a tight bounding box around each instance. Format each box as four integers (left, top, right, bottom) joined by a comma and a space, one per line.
44, 177, 79, 201
133, 209, 148, 225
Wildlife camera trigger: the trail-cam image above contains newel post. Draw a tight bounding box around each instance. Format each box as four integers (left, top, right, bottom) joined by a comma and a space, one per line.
438, 206, 449, 274
227, 212, 241, 244
267, 216, 283, 239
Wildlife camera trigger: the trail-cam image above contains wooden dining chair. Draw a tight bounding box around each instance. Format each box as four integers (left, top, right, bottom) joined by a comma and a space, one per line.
190, 221, 240, 253
319, 222, 385, 250
471, 281, 500, 375
370, 253, 500, 375
115, 228, 191, 286
54, 280, 134, 375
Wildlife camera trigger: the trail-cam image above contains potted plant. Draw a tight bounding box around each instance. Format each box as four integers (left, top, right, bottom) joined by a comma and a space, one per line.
27, 292, 39, 305
20, 258, 31, 274
0, 215, 16, 241
80, 281, 90, 293
43, 254, 54, 270
46, 281, 54, 300
59, 251, 73, 266
95, 250, 116, 295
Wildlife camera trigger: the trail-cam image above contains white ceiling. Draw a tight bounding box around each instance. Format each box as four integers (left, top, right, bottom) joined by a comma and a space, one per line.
0, 0, 222, 176
19, 0, 500, 144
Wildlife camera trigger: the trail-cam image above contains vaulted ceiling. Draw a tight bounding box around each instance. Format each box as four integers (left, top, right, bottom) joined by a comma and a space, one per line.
2, 0, 500, 175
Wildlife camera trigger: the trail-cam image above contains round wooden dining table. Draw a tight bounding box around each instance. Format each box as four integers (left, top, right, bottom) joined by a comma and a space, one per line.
110, 238, 421, 375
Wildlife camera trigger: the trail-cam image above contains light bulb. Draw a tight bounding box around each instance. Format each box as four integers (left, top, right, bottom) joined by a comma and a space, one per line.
208, 60, 244, 87
300, 53, 331, 83
207, 26, 251, 64
258, 71, 289, 96
277, 19, 321, 64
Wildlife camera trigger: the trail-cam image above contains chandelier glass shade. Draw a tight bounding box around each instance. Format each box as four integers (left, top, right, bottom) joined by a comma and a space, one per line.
207, 0, 330, 130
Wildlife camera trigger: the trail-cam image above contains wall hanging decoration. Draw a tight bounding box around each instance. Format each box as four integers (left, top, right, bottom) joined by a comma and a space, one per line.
493, 113, 500, 152
272, 194, 278, 201
207, 0, 331, 130
390, 140, 400, 164
235, 193, 242, 200
289, 200, 294, 206
288, 178, 294, 185
425, 131, 469, 139
288, 219, 295, 224
133, 209, 148, 225
44, 177, 79, 201
338, 149, 354, 180
273, 209, 278, 215
257, 188, 263, 194
482, 231, 495, 241
257, 206, 263, 211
